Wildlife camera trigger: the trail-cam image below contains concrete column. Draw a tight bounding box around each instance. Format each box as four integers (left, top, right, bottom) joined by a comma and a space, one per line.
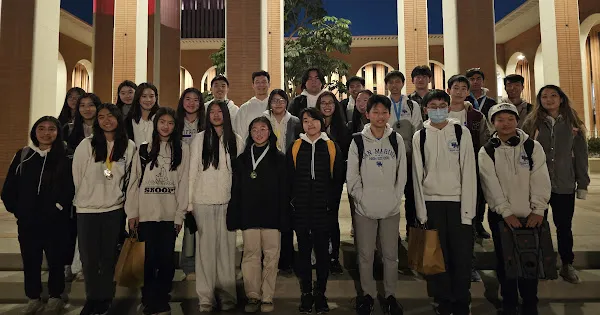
92, 0, 115, 102
0, 0, 60, 184
398, 0, 429, 93
539, 0, 585, 118
443, 0, 498, 98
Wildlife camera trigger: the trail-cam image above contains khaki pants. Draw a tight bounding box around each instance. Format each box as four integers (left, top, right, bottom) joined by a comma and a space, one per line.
242, 229, 281, 302
193, 204, 237, 306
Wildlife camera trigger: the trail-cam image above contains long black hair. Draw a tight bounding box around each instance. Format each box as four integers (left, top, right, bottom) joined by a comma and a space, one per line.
148, 107, 183, 171
350, 89, 373, 134
30, 116, 67, 184
176, 87, 205, 136
67, 93, 101, 151
316, 91, 347, 137
116, 80, 137, 112
244, 116, 278, 157
91, 103, 129, 162
202, 100, 238, 170
266, 89, 289, 113
129, 82, 160, 124
58, 87, 86, 126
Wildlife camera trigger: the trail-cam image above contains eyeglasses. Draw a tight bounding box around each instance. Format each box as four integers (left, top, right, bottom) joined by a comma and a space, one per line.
320, 101, 335, 107
271, 98, 286, 105
427, 104, 448, 110
251, 128, 269, 135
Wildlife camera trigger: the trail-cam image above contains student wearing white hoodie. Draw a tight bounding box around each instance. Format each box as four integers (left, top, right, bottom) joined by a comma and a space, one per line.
412, 90, 476, 315
126, 83, 160, 146
72, 103, 137, 315
204, 75, 239, 123
234, 71, 271, 142
189, 100, 244, 312
478, 104, 551, 315
125, 107, 190, 315
347, 95, 407, 315
288, 68, 326, 118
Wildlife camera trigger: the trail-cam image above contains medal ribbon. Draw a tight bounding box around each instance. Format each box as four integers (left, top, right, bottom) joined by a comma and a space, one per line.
251, 144, 269, 171
105, 149, 114, 171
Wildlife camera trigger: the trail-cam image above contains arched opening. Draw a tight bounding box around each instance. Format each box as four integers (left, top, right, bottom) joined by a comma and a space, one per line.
72, 59, 92, 92
180, 67, 194, 94
496, 64, 506, 100
356, 61, 395, 95
507, 52, 532, 103
429, 60, 446, 90
534, 44, 544, 94
581, 14, 600, 136
201, 66, 217, 93
57, 53, 67, 116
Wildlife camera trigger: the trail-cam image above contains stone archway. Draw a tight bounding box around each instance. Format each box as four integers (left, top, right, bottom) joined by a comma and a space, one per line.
429, 60, 445, 90
580, 14, 600, 136
506, 52, 532, 103
356, 61, 395, 95
201, 66, 217, 93
180, 67, 194, 94
72, 59, 93, 92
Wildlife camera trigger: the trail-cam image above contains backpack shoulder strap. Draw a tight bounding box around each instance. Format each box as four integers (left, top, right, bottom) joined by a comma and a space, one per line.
407, 99, 414, 113
326, 140, 336, 177
352, 133, 364, 170
419, 128, 426, 166
454, 124, 463, 147
484, 141, 496, 164
291, 139, 302, 168
389, 131, 399, 158
523, 138, 535, 171
18, 147, 31, 176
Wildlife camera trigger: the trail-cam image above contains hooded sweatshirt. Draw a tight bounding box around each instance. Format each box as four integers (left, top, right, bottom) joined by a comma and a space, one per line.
263, 110, 301, 152
388, 95, 423, 157
125, 142, 190, 225
301, 89, 323, 108
234, 96, 270, 142
131, 116, 154, 146
412, 120, 477, 225
478, 130, 551, 218
499, 97, 533, 128
205, 99, 239, 123
182, 118, 200, 145
188, 130, 244, 207
72, 138, 137, 213
347, 124, 407, 219
448, 101, 489, 152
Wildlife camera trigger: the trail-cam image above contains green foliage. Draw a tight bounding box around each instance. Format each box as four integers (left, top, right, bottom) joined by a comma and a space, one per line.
588, 137, 600, 157
284, 0, 326, 37
210, 42, 225, 76
202, 91, 214, 103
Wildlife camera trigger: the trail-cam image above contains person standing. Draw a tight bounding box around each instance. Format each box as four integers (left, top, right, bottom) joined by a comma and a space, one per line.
408, 65, 433, 120
499, 74, 533, 128
189, 100, 244, 312
73, 103, 137, 315
412, 90, 476, 315
341, 76, 366, 123
479, 103, 551, 315
522, 85, 590, 284
126, 83, 160, 146
234, 71, 271, 142
465, 68, 497, 111
348, 95, 407, 315
227, 117, 288, 313
288, 68, 326, 117
58, 87, 86, 128
2, 116, 74, 315
116, 80, 137, 117
205, 75, 239, 123
126, 107, 190, 315
288, 108, 345, 314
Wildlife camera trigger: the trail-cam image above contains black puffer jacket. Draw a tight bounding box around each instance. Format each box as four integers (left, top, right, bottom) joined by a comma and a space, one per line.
286, 133, 345, 231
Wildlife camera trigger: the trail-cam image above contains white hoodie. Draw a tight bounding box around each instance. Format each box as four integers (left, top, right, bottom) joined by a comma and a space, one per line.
234, 96, 270, 142
188, 130, 244, 207
412, 120, 477, 225
263, 109, 293, 152
347, 124, 407, 219
301, 90, 324, 108
478, 130, 551, 218
205, 99, 239, 124
73, 138, 137, 213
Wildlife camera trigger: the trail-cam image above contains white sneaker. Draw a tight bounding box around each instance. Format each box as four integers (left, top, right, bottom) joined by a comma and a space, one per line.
560, 264, 582, 284
23, 299, 43, 314
44, 298, 64, 313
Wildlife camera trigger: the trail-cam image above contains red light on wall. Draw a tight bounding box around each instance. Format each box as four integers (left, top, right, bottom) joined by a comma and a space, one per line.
149, 0, 156, 15
93, 0, 115, 15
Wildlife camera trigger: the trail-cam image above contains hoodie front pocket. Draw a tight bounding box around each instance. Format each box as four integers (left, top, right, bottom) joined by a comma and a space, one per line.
359, 187, 400, 217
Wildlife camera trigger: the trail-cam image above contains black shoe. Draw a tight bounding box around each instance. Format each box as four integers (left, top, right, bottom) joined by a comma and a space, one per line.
432, 301, 452, 315
330, 259, 343, 275
471, 269, 482, 282
299, 293, 314, 314
476, 223, 491, 239
94, 299, 112, 315
79, 300, 96, 315
382, 295, 403, 315
313, 292, 329, 314
355, 294, 374, 315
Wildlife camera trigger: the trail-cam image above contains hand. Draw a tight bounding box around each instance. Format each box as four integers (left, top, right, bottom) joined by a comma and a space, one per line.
128, 217, 139, 232
175, 224, 182, 235
503, 215, 522, 228
526, 213, 544, 228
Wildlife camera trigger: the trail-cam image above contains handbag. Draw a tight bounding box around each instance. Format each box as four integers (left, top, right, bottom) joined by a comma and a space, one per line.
407, 224, 446, 275
114, 231, 145, 288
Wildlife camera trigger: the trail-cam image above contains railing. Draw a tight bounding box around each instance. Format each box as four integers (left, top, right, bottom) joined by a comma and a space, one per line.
181, 0, 225, 39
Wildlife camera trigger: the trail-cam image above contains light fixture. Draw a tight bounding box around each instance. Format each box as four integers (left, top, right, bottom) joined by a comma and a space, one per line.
517, 54, 526, 61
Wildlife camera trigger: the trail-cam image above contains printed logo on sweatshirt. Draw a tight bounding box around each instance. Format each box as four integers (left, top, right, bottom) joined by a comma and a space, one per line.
519, 152, 530, 168
363, 148, 396, 165
448, 140, 460, 153
144, 154, 176, 195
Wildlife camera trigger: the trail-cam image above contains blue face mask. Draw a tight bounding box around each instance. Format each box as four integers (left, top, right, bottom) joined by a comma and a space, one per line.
428, 108, 449, 123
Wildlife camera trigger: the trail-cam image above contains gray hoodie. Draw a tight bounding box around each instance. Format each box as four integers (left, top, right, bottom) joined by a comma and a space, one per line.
347, 124, 407, 219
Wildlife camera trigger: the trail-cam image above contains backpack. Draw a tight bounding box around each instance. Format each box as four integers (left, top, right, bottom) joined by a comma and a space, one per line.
291, 138, 336, 177
18, 147, 31, 176
352, 131, 399, 170
419, 124, 463, 166
138, 143, 151, 187
483, 137, 535, 171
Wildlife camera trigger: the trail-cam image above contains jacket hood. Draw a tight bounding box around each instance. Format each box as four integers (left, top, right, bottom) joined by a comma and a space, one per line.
423, 118, 462, 130
491, 128, 530, 145
500, 97, 527, 107
29, 144, 50, 157
361, 123, 393, 141
299, 132, 330, 144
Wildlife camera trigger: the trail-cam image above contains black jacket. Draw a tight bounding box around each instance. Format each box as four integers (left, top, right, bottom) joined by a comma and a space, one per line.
1, 147, 74, 224
327, 123, 351, 160
227, 147, 289, 231
286, 136, 345, 231
288, 95, 308, 118
340, 98, 350, 122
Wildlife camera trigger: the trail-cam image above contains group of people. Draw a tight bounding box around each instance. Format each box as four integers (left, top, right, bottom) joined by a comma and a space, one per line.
1, 64, 589, 315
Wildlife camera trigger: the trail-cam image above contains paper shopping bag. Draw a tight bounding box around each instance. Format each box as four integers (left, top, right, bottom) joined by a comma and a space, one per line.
114, 235, 145, 288
407, 225, 446, 275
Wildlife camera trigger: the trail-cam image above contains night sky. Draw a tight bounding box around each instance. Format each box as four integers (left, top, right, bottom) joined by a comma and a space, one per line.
61, 0, 527, 35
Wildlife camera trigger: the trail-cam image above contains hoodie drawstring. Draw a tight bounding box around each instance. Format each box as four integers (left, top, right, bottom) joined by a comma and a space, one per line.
311, 142, 316, 180
37, 155, 47, 195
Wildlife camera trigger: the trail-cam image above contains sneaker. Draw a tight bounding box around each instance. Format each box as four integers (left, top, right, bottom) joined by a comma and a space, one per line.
355, 294, 374, 315
313, 292, 329, 314
560, 264, 582, 284
384, 295, 403, 315
64, 265, 75, 282
471, 269, 482, 282
184, 273, 196, 281
330, 259, 343, 275
244, 298, 260, 313
23, 299, 43, 315
44, 297, 64, 314
79, 300, 96, 315
260, 301, 275, 313
299, 293, 314, 314
94, 299, 111, 315
198, 304, 213, 312
475, 223, 491, 239
221, 300, 236, 311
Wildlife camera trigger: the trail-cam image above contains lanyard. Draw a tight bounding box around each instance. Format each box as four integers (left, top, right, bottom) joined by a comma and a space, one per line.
391, 95, 404, 122
105, 149, 114, 171
471, 94, 486, 110
251, 144, 269, 171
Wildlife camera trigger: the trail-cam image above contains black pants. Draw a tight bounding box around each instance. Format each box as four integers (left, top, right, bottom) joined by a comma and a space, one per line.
279, 230, 295, 269
330, 208, 340, 261
296, 228, 329, 294
425, 201, 473, 315
78, 209, 122, 301
474, 180, 486, 227
549, 193, 575, 265
488, 212, 539, 309
18, 220, 67, 299
138, 221, 176, 310
404, 163, 416, 232
65, 209, 78, 265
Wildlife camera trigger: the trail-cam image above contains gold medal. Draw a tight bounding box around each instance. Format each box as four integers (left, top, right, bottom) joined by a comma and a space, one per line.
250, 171, 257, 179
104, 168, 113, 180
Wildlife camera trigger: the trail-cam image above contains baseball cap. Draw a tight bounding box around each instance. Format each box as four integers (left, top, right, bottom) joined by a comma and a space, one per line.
488, 103, 519, 123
